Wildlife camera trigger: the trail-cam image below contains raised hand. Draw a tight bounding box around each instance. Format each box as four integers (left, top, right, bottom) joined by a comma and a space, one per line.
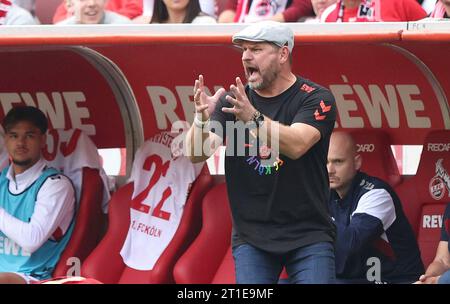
193, 75, 225, 121
223, 77, 256, 123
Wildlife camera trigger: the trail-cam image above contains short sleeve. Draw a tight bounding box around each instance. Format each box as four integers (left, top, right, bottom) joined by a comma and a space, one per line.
292, 88, 336, 139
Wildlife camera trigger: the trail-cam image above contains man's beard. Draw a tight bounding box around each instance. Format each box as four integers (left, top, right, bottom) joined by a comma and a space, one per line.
248, 65, 279, 91
12, 158, 33, 167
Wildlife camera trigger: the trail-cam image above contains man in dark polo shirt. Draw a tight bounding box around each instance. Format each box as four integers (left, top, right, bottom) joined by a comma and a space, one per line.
186, 21, 336, 283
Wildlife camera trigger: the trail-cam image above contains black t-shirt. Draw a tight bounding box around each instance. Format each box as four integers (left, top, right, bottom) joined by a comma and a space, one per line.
210, 76, 336, 254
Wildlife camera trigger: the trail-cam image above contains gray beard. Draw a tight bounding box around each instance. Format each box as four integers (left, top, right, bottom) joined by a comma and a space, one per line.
248, 68, 279, 91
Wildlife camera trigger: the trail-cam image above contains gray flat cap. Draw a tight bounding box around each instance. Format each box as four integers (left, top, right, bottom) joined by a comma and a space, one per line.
232, 21, 294, 53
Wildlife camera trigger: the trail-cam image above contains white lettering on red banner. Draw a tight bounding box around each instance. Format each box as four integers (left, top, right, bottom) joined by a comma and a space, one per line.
145, 80, 433, 131
422, 215, 443, 228
0, 92, 96, 136
146, 85, 223, 129
329, 76, 431, 129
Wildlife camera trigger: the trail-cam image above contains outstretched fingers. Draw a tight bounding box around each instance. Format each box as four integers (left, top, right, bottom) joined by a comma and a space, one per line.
212, 87, 226, 100
235, 77, 246, 94
199, 74, 204, 89
194, 88, 202, 106
193, 74, 205, 96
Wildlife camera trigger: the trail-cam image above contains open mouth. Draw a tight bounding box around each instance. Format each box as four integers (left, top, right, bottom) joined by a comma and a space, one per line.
246, 66, 259, 78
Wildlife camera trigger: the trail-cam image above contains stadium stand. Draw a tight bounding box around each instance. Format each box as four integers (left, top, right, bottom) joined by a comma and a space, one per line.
35, 0, 61, 24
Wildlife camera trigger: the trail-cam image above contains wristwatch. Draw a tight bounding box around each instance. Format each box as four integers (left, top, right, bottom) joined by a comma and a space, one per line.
252, 110, 265, 128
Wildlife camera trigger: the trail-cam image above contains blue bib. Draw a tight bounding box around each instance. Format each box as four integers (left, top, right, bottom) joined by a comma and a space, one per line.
0, 166, 74, 279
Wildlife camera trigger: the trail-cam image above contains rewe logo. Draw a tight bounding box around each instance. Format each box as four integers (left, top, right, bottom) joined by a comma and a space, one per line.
422, 215, 443, 228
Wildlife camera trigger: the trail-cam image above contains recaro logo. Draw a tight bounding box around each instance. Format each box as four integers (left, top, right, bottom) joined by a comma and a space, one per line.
357, 144, 375, 153
422, 215, 443, 228
427, 143, 450, 152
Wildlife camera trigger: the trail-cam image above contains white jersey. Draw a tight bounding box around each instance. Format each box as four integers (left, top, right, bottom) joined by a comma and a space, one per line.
242, 0, 289, 23
120, 132, 203, 270
43, 129, 111, 213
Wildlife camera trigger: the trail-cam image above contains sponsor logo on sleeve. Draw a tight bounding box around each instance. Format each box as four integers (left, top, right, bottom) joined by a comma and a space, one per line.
314, 100, 332, 121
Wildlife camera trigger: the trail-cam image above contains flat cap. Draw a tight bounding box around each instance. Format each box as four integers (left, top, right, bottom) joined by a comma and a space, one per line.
232, 21, 294, 53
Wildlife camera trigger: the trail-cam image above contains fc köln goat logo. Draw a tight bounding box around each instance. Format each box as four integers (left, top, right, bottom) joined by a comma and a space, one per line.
429, 159, 450, 200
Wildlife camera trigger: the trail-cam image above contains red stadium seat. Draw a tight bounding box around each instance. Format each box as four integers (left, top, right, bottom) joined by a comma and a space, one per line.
174, 183, 289, 284
174, 183, 232, 284
80, 183, 132, 283
395, 130, 450, 268
45, 129, 108, 277
81, 166, 213, 283
350, 130, 402, 187
53, 167, 105, 276
35, 0, 62, 24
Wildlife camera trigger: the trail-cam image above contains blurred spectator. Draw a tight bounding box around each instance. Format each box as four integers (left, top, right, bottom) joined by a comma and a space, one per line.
135, 0, 217, 22
420, 0, 438, 14
147, 0, 216, 24
430, 0, 450, 18
1, 1, 37, 24
13, 0, 40, 23
56, 0, 132, 24
0, 0, 12, 25
303, 0, 336, 22
53, 0, 142, 23
199, 0, 217, 16
14, 0, 34, 15
321, 0, 427, 22
218, 0, 313, 23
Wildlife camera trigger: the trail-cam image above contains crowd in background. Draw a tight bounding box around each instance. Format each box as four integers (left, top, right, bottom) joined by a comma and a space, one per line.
0, 0, 449, 26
